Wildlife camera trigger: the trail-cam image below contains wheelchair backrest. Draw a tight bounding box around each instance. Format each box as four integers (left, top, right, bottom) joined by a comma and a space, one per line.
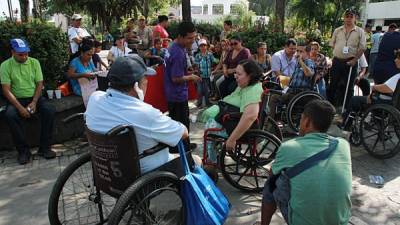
85, 125, 141, 198
392, 80, 400, 110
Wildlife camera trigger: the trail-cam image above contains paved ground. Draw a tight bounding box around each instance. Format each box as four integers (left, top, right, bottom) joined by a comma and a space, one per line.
1, 102, 400, 225
0, 51, 399, 224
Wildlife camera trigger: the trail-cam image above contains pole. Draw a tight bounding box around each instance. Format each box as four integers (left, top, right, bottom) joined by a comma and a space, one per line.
342, 66, 353, 114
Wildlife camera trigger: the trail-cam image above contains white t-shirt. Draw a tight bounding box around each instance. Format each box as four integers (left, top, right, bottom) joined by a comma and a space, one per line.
109, 46, 132, 58
357, 54, 368, 73
384, 73, 400, 92
271, 50, 297, 77
67, 27, 91, 54
85, 89, 185, 173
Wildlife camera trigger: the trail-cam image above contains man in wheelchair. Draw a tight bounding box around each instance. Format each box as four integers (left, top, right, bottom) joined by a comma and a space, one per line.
85, 55, 199, 177
268, 44, 315, 120
342, 53, 400, 129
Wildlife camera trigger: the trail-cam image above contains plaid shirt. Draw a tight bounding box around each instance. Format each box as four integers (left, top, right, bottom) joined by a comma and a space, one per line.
289, 59, 315, 89
194, 52, 215, 78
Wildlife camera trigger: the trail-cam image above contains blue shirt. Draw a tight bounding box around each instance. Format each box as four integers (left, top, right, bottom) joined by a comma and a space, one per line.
69, 57, 96, 96
289, 59, 315, 89
164, 42, 188, 102
194, 52, 215, 78
85, 89, 185, 173
374, 31, 400, 84
370, 32, 384, 54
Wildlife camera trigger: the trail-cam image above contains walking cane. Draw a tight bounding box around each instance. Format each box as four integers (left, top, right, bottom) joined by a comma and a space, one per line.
341, 66, 353, 114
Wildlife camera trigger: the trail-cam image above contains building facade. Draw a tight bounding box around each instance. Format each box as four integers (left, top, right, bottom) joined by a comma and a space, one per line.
364, 0, 400, 30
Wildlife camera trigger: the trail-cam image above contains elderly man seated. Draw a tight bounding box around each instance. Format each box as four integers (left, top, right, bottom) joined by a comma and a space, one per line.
85, 55, 200, 176
342, 51, 400, 129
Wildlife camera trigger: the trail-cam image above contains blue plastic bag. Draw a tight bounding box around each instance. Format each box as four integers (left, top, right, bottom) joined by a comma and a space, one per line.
178, 141, 231, 225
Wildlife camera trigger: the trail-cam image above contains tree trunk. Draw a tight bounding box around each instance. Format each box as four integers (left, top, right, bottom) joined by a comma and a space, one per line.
143, 0, 149, 19
19, 0, 29, 22
182, 0, 191, 22
274, 0, 286, 32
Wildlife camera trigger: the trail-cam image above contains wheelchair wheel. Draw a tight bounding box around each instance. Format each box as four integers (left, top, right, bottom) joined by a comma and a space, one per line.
108, 171, 183, 225
360, 104, 400, 159
262, 116, 283, 141
48, 152, 116, 225
219, 130, 281, 192
287, 91, 323, 133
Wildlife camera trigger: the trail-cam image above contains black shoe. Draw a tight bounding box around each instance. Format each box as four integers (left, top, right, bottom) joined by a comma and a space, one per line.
37, 148, 56, 159
17, 152, 31, 165
189, 143, 197, 150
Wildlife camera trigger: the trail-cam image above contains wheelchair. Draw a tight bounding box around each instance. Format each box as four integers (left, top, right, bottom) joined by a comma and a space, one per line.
48, 114, 184, 225
262, 76, 324, 134
202, 89, 282, 193
342, 81, 400, 159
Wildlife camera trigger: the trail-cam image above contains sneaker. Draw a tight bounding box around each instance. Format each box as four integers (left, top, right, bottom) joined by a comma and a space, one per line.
37, 148, 56, 159
17, 151, 31, 165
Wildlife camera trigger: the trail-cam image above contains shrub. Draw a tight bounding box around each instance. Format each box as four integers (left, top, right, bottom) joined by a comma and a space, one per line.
167, 21, 222, 42
230, 29, 289, 54
0, 21, 69, 89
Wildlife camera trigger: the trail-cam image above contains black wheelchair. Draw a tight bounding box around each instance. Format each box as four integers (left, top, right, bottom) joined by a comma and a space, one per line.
343, 81, 400, 159
48, 114, 184, 225
262, 77, 324, 134
202, 88, 282, 193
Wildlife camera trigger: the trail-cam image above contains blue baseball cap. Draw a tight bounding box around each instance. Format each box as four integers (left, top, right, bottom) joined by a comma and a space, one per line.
10, 38, 30, 53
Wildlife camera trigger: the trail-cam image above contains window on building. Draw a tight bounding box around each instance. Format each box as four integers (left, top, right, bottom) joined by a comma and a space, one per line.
212, 4, 224, 15
230, 4, 241, 15
203, 4, 208, 15
191, 6, 202, 15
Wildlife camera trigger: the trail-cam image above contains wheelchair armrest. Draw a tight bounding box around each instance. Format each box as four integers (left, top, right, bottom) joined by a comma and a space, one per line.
268, 89, 284, 95
140, 143, 169, 158
63, 113, 84, 124
106, 125, 134, 136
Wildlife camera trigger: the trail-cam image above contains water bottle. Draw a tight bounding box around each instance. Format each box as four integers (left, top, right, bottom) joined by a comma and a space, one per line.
207, 141, 217, 163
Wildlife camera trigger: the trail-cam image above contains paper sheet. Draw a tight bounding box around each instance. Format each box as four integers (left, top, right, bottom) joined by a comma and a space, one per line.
78, 77, 98, 107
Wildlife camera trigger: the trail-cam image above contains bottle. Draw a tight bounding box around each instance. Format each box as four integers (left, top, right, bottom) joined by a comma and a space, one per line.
207, 141, 217, 163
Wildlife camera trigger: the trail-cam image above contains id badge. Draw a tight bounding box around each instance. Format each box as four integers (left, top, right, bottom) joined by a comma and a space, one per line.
342, 46, 349, 54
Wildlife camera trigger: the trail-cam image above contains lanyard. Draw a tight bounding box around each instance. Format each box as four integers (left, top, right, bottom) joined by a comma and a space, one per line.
345, 30, 355, 46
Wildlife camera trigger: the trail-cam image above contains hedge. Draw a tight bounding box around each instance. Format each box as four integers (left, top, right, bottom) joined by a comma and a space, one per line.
0, 21, 69, 89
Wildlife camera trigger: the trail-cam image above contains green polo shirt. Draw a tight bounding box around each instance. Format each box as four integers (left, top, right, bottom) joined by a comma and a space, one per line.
272, 133, 352, 225
201, 82, 263, 122
0, 57, 43, 98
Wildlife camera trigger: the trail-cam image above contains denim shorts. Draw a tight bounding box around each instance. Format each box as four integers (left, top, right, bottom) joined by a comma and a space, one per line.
262, 177, 289, 223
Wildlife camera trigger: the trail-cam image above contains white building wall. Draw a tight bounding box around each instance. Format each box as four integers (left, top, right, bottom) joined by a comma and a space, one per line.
366, 0, 400, 20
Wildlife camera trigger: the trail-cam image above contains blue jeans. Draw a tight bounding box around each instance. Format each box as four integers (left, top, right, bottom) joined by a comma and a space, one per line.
4, 96, 55, 153
197, 77, 211, 106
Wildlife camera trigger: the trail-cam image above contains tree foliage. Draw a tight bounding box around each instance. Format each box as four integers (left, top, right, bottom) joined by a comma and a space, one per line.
289, 0, 364, 34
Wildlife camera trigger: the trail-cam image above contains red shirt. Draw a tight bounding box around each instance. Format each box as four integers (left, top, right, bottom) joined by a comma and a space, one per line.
153, 24, 169, 48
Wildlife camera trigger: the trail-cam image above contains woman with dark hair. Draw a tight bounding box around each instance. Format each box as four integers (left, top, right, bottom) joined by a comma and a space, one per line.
253, 42, 272, 73
202, 59, 264, 150
153, 15, 170, 48
309, 41, 328, 98
107, 36, 132, 65
220, 35, 252, 98
67, 42, 97, 99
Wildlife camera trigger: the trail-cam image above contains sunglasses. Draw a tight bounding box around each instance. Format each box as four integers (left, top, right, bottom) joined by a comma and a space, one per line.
231, 42, 239, 46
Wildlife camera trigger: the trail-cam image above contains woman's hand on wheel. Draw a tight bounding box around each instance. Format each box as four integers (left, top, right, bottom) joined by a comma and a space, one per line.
225, 138, 236, 152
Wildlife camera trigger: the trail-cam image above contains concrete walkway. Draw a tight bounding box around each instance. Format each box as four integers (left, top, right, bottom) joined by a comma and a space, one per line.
1, 104, 400, 225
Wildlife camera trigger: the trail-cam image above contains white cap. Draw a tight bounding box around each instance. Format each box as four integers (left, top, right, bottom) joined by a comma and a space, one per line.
198, 39, 208, 46
71, 14, 83, 20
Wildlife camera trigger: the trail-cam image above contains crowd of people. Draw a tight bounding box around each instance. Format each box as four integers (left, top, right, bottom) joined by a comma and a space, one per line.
1, 7, 400, 225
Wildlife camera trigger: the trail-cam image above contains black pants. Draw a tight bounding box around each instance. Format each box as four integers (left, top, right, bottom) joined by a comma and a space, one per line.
219, 75, 237, 98
4, 97, 55, 153
168, 101, 190, 152
327, 58, 358, 109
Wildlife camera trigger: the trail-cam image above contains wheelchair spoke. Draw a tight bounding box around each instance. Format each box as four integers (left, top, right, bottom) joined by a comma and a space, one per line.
236, 167, 251, 183
363, 132, 379, 139
371, 136, 380, 152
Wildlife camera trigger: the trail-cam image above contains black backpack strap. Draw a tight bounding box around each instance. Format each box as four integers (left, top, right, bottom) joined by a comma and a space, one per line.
285, 138, 339, 179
